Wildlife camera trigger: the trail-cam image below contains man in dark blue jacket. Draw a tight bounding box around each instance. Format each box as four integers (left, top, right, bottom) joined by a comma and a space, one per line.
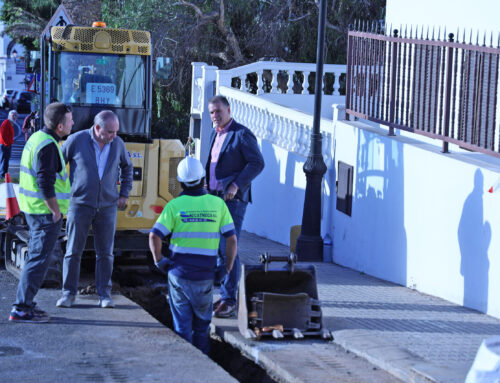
205, 95, 264, 317
56, 110, 132, 309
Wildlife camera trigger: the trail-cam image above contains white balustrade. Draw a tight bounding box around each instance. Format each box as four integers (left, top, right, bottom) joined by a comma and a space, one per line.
216, 61, 346, 96
219, 86, 333, 159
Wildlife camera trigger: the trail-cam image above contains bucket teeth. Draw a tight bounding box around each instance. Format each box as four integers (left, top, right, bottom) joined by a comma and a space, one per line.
292, 328, 304, 339
244, 329, 258, 340
272, 329, 284, 339
321, 329, 333, 340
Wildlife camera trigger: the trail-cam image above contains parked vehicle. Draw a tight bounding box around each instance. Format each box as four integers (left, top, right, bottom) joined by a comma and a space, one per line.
1, 89, 17, 109
12, 91, 35, 113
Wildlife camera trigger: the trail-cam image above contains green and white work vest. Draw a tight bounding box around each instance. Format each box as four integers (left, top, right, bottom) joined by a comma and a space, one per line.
19, 130, 71, 214
151, 191, 235, 280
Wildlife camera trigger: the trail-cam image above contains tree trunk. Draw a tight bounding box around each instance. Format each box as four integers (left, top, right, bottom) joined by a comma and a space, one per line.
62, 0, 102, 27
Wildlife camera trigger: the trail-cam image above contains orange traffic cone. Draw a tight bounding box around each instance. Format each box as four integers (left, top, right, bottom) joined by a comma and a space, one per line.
5, 173, 20, 220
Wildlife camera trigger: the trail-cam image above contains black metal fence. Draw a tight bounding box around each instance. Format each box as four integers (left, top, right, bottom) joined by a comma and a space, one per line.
345, 23, 500, 158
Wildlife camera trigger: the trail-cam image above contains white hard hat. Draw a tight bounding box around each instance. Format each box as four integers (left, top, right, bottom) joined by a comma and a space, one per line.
177, 156, 206, 186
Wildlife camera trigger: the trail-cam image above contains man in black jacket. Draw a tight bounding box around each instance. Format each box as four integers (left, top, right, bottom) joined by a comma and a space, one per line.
204, 95, 264, 317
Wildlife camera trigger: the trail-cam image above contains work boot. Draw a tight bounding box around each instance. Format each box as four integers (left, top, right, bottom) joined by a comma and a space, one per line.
56, 295, 75, 308
213, 301, 236, 318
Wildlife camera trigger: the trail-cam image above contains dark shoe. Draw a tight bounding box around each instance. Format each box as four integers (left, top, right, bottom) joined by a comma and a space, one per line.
32, 304, 50, 318
213, 302, 236, 318
9, 308, 49, 323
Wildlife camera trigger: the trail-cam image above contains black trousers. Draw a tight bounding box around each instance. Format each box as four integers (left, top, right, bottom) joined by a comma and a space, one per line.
0, 144, 11, 178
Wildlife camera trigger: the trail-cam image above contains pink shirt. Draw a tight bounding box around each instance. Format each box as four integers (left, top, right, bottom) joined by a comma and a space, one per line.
209, 119, 232, 191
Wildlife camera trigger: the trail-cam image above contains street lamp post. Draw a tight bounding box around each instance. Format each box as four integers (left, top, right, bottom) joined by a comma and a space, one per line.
295, 0, 328, 261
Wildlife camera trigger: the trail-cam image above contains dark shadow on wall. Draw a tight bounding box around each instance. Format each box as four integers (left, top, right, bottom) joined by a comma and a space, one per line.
353, 131, 408, 285
458, 169, 490, 313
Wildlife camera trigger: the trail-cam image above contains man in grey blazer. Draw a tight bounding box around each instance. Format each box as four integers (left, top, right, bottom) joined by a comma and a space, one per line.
56, 110, 133, 308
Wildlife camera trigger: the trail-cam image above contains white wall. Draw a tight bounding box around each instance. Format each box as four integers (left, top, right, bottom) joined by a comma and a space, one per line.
331, 119, 500, 318
386, 0, 500, 37
245, 115, 500, 318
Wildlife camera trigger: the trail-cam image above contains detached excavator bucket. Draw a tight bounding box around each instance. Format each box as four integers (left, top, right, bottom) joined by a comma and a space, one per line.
238, 253, 331, 340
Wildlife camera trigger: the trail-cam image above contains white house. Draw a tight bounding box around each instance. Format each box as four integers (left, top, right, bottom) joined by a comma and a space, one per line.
0, 0, 26, 95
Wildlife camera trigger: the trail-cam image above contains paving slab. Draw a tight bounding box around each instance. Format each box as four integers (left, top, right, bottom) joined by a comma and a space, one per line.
0, 270, 236, 383
210, 231, 500, 383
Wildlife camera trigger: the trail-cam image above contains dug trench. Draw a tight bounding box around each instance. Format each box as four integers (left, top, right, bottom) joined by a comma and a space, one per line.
103, 258, 278, 383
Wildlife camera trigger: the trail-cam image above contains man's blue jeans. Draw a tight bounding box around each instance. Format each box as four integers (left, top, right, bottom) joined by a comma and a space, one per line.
168, 273, 213, 355
217, 198, 247, 306
14, 213, 62, 310
62, 204, 117, 299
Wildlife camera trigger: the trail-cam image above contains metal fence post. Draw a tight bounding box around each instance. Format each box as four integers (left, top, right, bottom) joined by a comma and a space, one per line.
389, 29, 399, 136
442, 33, 454, 153
345, 30, 353, 120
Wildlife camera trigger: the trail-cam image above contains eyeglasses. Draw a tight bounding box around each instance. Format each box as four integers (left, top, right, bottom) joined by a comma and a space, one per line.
64, 104, 72, 113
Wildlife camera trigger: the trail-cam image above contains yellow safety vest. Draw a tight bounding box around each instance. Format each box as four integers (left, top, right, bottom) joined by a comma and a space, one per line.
19, 131, 70, 214
152, 193, 234, 257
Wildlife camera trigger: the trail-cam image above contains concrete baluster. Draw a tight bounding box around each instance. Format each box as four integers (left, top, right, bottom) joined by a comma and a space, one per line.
265, 111, 274, 140
333, 69, 341, 95
290, 121, 300, 153
285, 120, 294, 151
287, 70, 294, 94
260, 106, 267, 138
303, 126, 312, 156
283, 117, 291, 149
257, 70, 264, 95
299, 124, 309, 156
258, 106, 266, 138
302, 71, 310, 94
239, 75, 245, 91
273, 114, 282, 144
270, 70, 278, 94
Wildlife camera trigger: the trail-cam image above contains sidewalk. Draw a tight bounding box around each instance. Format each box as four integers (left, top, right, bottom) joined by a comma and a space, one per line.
0, 269, 236, 383
212, 231, 500, 383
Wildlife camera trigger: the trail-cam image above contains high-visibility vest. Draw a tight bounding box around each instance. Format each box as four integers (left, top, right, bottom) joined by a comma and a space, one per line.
19, 131, 71, 214
152, 193, 235, 257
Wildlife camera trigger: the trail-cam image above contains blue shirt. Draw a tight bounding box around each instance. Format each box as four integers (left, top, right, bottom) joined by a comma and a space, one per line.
90, 128, 111, 180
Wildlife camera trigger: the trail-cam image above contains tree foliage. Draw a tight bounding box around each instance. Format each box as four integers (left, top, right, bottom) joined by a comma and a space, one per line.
0, 0, 385, 141
1, 0, 59, 50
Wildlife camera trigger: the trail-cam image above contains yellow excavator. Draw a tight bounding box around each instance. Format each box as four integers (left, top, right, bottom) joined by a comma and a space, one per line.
2, 23, 185, 282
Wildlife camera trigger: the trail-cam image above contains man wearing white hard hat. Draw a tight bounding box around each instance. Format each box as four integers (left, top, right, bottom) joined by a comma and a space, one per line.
149, 156, 237, 354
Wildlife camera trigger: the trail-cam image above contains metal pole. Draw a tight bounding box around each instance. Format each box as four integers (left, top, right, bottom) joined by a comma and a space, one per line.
442, 33, 454, 153
295, 0, 328, 261
40, 34, 46, 130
